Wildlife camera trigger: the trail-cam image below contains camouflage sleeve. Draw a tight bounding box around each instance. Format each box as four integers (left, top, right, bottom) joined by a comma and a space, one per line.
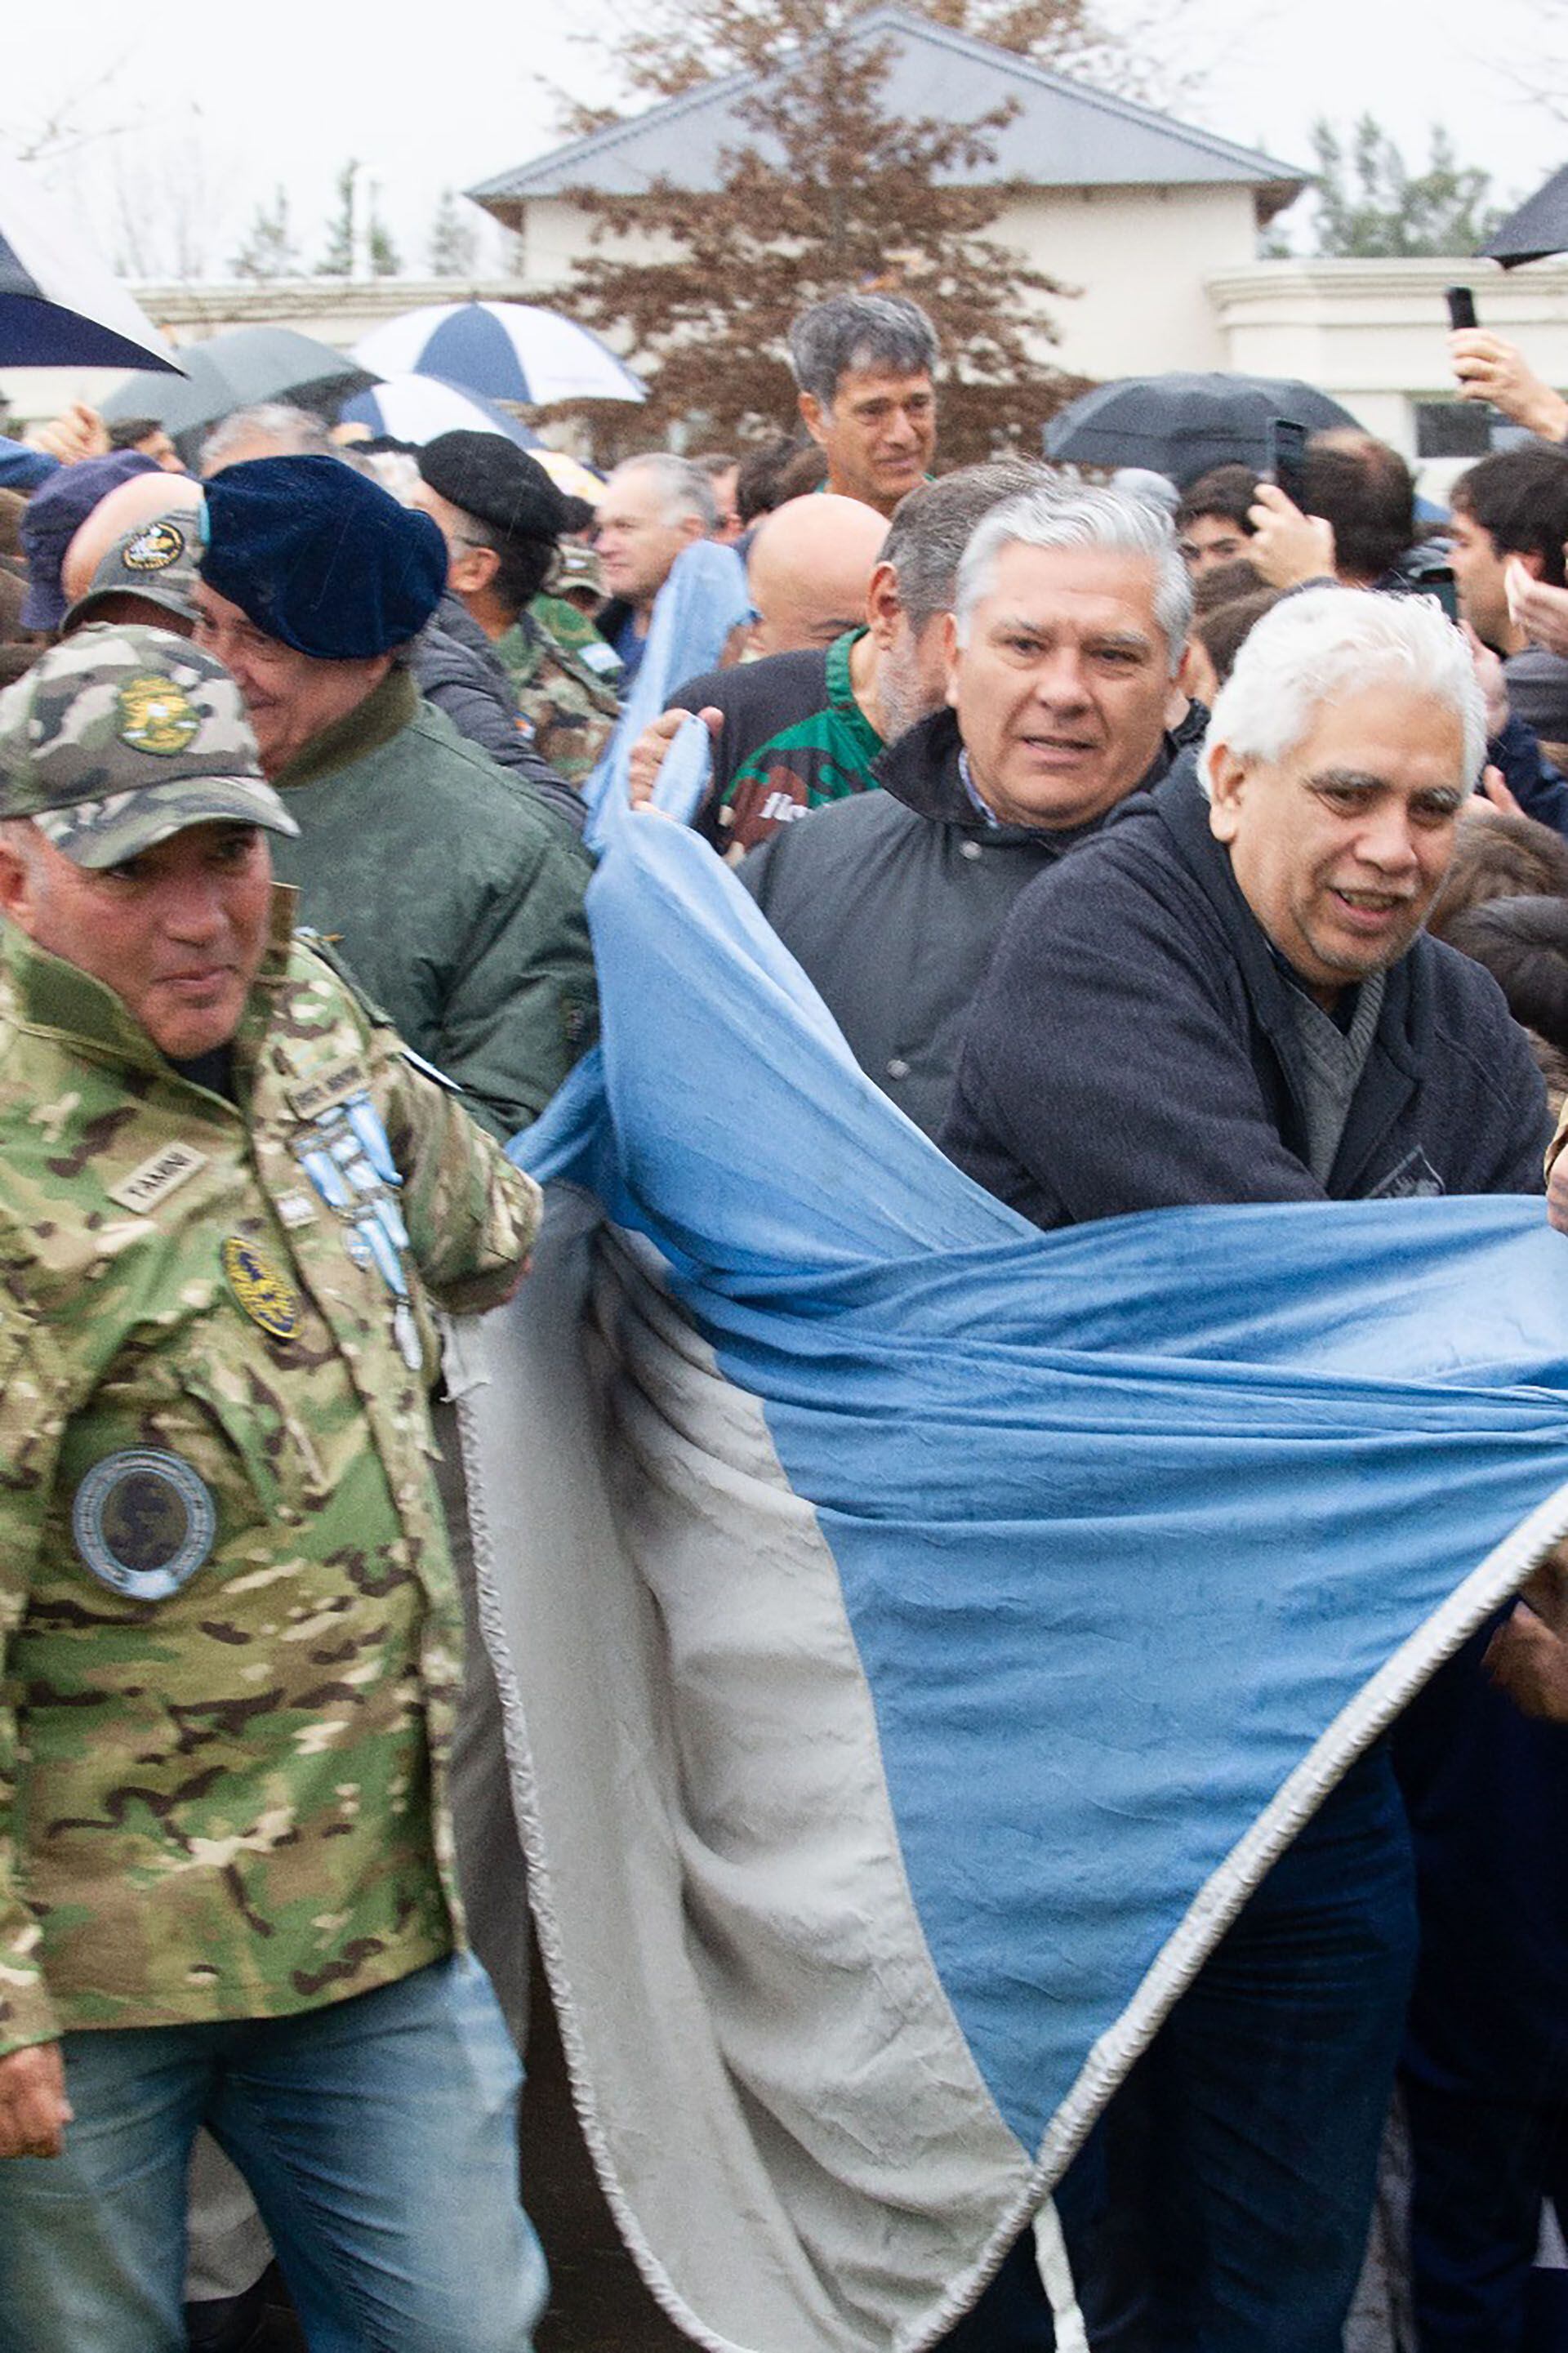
0, 1253, 67, 2053
376, 1028, 542, 1317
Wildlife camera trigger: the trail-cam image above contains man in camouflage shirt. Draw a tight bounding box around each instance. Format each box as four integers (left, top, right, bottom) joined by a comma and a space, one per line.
412, 430, 621, 789
0, 628, 547, 2351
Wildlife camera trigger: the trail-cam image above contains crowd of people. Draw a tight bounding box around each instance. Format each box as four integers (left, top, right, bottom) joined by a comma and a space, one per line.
5, 284, 1568, 2353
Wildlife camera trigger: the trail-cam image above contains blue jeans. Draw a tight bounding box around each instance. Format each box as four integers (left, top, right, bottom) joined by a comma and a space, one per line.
1404, 2079, 1568, 2351
0, 1954, 548, 2353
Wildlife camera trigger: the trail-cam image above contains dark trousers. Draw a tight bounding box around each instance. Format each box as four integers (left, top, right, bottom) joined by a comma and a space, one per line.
1405, 2078, 1568, 2351
945, 1751, 1417, 2352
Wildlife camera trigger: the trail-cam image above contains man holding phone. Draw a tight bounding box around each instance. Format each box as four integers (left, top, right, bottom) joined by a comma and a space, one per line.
1449, 286, 1568, 446
1245, 429, 1432, 598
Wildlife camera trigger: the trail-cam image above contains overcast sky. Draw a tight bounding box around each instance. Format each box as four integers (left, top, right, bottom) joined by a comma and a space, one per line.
4, 0, 1565, 280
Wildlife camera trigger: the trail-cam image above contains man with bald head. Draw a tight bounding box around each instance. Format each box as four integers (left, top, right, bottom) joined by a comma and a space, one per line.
743, 492, 887, 658
60, 471, 204, 613
642, 462, 1045, 852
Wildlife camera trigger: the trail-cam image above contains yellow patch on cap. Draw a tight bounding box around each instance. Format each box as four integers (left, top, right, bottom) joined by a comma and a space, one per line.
117, 674, 201, 756
122, 521, 186, 573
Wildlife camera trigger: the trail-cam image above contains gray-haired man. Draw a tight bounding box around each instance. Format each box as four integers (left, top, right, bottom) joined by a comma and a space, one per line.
789, 292, 939, 519
740, 484, 1202, 1137
942, 587, 1551, 2352
631, 461, 1049, 853
594, 453, 718, 686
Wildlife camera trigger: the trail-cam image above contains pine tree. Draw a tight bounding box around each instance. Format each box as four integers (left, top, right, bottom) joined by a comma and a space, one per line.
558, 2, 1083, 462
1306, 118, 1503, 258
428, 188, 480, 278
368, 207, 403, 279
316, 161, 403, 279
316, 160, 358, 277
230, 187, 302, 281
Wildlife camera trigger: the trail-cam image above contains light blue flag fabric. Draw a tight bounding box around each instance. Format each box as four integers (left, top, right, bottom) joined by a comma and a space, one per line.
581, 536, 749, 849
464, 803, 1568, 2353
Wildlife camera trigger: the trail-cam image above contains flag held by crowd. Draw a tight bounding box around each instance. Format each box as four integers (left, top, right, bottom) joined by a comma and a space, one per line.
461, 802, 1568, 2352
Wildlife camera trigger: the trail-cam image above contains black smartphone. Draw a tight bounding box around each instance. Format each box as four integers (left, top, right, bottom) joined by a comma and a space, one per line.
1446, 285, 1478, 332
1267, 417, 1310, 510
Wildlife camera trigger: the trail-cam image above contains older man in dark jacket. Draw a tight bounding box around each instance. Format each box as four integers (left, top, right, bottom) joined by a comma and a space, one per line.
740, 484, 1201, 1139
194, 454, 595, 1144
942, 588, 1550, 2353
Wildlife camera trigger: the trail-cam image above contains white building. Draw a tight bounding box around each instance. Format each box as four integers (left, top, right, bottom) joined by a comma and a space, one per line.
6, 11, 1566, 472
466, 3, 1309, 391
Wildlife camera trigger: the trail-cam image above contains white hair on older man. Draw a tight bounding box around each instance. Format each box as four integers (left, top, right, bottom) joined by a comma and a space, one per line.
1200, 586, 1486, 796
953, 484, 1193, 668
612, 452, 719, 535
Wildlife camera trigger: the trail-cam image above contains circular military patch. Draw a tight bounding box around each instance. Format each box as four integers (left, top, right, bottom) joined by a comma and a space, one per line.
122, 520, 187, 573
72, 1448, 216, 1601
220, 1235, 301, 1339
116, 674, 201, 756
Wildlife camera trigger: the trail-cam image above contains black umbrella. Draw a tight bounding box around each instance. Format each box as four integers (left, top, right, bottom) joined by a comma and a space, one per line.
1043, 372, 1362, 488
102, 328, 379, 460
1483, 164, 1568, 268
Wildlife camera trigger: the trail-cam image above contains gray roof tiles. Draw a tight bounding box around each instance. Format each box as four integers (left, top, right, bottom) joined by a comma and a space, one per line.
469, 7, 1309, 206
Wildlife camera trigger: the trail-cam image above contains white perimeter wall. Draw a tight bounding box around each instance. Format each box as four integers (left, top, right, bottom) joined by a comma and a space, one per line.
8, 247, 1568, 471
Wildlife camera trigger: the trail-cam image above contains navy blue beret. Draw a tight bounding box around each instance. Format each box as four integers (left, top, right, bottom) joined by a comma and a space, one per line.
199, 453, 447, 659
21, 451, 162, 631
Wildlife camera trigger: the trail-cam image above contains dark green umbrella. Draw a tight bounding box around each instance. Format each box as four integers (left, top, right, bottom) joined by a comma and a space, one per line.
102, 327, 379, 461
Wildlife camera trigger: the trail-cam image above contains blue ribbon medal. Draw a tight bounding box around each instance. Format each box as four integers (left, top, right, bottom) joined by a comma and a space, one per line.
292, 1090, 423, 1372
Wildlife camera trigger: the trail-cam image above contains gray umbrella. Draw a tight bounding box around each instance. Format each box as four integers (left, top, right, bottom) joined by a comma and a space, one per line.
102, 327, 379, 460
1482, 165, 1568, 268
1043, 372, 1361, 488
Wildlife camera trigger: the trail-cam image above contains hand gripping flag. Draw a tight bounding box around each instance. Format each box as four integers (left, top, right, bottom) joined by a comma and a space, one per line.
459, 747, 1568, 2352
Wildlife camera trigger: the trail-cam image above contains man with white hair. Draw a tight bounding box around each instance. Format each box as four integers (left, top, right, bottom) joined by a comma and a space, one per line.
942, 588, 1551, 2350
594, 453, 717, 684
740, 483, 1203, 1136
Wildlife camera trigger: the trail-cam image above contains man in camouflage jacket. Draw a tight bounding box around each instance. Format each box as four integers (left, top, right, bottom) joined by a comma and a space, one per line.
0, 627, 547, 2351
195, 451, 598, 1146
411, 430, 621, 791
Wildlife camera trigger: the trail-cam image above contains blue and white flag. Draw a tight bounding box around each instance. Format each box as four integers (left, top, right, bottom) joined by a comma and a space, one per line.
463, 798, 1568, 2353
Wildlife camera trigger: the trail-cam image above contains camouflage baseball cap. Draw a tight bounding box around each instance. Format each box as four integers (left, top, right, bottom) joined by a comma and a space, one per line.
550, 539, 605, 599
0, 626, 298, 868
62, 511, 202, 636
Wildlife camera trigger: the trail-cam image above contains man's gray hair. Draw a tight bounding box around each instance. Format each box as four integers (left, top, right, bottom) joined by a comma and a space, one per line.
882, 460, 1057, 637
787, 293, 939, 409
1200, 586, 1486, 793
611, 452, 719, 534
199, 403, 336, 472
954, 485, 1193, 668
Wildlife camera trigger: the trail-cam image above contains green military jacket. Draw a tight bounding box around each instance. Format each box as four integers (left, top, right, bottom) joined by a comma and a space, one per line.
270, 668, 599, 1141
496, 609, 621, 790
0, 905, 541, 2055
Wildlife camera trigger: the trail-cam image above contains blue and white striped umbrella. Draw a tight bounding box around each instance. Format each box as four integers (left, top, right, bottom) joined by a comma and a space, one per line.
338, 371, 541, 448
353, 302, 645, 408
